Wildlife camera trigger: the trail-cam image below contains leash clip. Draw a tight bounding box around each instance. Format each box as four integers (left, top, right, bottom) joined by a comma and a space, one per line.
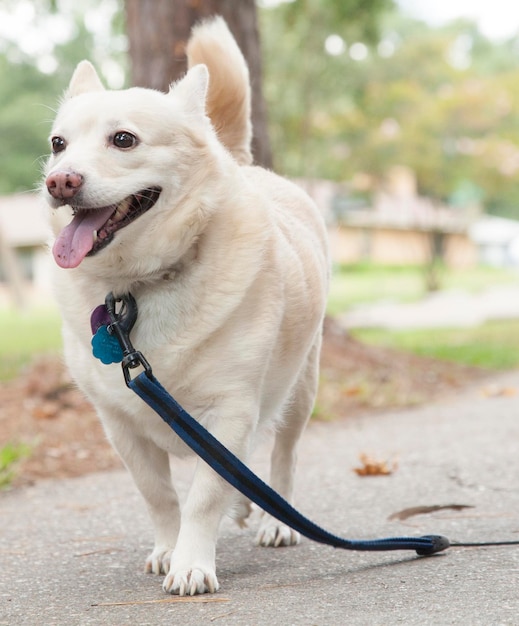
105, 292, 152, 386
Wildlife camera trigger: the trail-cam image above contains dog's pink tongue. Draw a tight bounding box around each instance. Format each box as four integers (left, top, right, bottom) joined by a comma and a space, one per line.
52, 207, 114, 269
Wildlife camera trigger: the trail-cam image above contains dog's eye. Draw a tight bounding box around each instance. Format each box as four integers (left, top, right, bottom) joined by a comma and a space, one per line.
113, 131, 138, 149
51, 136, 66, 154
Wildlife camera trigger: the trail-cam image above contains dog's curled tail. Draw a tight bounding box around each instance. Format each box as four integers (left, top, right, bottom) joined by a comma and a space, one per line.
187, 17, 253, 166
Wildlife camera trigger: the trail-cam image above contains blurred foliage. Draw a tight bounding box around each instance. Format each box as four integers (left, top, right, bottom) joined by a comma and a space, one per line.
0, 0, 124, 194
0, 56, 58, 193
278, 0, 393, 43
260, 0, 394, 179
2, 0, 519, 218
261, 6, 519, 217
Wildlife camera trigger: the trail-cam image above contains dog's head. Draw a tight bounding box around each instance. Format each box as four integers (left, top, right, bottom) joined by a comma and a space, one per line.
45, 61, 224, 279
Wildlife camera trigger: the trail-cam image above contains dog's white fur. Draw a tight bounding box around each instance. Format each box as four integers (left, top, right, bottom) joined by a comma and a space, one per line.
45, 18, 329, 596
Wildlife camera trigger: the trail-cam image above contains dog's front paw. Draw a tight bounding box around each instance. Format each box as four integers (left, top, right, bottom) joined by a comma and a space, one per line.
256, 515, 300, 547
163, 563, 219, 596
145, 546, 174, 575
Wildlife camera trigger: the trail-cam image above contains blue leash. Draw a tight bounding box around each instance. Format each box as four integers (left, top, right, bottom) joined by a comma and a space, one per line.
129, 370, 448, 555
95, 292, 450, 557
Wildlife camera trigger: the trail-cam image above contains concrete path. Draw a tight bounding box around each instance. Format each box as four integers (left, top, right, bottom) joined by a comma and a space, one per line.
341, 285, 519, 329
1, 372, 519, 626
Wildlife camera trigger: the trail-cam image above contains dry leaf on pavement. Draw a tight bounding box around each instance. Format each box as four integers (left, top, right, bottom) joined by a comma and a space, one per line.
353, 453, 398, 476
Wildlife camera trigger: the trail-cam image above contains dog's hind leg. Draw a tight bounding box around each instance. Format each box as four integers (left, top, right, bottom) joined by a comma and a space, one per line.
256, 332, 322, 547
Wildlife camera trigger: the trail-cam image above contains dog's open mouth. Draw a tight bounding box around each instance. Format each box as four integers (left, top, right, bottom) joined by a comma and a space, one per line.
52, 187, 162, 269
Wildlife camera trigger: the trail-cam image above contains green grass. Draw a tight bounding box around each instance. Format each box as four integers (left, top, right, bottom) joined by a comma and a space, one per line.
328, 263, 519, 370
0, 441, 32, 489
327, 263, 519, 316
1, 264, 518, 377
0, 307, 61, 487
0, 307, 62, 380
352, 319, 519, 370
328, 264, 423, 315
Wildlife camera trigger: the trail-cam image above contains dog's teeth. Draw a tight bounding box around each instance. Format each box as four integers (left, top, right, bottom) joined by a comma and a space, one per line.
113, 198, 131, 222
93, 230, 98, 244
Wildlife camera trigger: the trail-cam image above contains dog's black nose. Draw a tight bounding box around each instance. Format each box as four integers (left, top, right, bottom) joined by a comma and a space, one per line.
46, 170, 84, 200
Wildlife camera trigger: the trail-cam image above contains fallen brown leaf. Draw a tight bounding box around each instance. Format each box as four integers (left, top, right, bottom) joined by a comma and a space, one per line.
389, 504, 474, 521
32, 401, 60, 420
353, 453, 397, 476
481, 385, 517, 398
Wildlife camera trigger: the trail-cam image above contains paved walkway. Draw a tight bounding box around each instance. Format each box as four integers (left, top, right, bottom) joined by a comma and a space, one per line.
341, 285, 519, 329
1, 371, 519, 625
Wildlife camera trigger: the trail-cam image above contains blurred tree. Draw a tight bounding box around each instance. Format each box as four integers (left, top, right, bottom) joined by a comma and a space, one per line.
261, 0, 394, 178
341, 19, 519, 212
125, 0, 272, 168
0, 1, 123, 194
0, 56, 62, 193
3, 0, 519, 220
262, 6, 519, 217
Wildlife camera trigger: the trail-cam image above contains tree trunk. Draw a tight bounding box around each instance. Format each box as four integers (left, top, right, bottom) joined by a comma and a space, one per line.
125, 0, 272, 168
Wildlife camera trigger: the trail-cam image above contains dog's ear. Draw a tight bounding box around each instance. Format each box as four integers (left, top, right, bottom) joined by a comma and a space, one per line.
169, 64, 208, 117
65, 61, 106, 99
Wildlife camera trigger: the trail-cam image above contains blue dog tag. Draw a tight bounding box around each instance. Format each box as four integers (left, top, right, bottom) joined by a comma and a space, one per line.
91, 325, 124, 364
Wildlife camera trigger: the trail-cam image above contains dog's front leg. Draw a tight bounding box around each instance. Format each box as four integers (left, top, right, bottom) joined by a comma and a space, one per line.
105, 424, 181, 575
163, 412, 253, 596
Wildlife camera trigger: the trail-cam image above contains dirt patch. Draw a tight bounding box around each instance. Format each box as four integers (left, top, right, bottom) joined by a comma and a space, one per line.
0, 317, 488, 487
318, 317, 487, 419
0, 355, 122, 487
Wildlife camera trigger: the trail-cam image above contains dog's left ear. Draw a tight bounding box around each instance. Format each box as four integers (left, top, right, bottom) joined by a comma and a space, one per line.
169, 64, 208, 117
65, 61, 106, 99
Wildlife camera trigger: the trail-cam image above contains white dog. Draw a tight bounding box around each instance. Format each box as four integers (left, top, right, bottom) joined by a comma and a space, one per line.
45, 17, 329, 596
